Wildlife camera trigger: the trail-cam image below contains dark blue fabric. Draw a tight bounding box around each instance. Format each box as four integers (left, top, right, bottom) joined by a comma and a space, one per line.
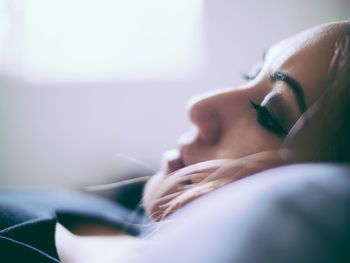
0, 189, 147, 262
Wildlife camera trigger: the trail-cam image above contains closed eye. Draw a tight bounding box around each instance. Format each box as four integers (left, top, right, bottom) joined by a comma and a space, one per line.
242, 49, 268, 81
242, 65, 263, 81
249, 100, 287, 136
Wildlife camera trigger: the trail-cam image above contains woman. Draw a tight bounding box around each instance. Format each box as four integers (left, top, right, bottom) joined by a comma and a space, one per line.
2, 21, 350, 262
143, 20, 350, 221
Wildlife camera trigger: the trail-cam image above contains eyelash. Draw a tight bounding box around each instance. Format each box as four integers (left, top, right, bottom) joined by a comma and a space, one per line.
249, 100, 287, 136
242, 73, 258, 81
242, 65, 263, 81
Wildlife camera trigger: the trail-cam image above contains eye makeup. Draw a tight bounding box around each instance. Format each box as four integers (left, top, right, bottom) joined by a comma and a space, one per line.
242, 48, 270, 81
270, 71, 306, 114
261, 84, 302, 133
242, 61, 264, 81
250, 100, 288, 136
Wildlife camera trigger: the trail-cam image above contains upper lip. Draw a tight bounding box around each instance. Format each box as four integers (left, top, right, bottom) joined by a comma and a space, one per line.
176, 147, 186, 170
177, 127, 200, 168
164, 128, 199, 174
164, 148, 186, 174
179, 146, 187, 167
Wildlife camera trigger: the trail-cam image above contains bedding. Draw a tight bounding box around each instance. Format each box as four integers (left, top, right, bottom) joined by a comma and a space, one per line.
1, 164, 350, 263
0, 189, 146, 262
140, 164, 350, 263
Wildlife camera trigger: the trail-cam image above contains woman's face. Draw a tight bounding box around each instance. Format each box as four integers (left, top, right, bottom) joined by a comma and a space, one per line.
143, 21, 349, 218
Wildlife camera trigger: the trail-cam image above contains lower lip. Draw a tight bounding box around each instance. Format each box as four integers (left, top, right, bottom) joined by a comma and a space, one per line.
163, 149, 184, 174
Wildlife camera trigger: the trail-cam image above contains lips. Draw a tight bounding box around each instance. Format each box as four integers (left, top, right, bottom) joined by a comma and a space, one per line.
162, 149, 185, 174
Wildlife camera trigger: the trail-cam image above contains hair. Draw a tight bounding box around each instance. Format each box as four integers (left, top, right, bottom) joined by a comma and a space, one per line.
145, 27, 350, 222
314, 31, 350, 161
282, 29, 350, 162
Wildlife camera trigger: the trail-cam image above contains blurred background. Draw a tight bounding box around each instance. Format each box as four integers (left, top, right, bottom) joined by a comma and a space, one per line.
0, 0, 349, 188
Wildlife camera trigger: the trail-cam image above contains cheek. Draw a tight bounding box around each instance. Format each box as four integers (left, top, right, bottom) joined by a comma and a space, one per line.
218, 116, 283, 158
183, 113, 284, 164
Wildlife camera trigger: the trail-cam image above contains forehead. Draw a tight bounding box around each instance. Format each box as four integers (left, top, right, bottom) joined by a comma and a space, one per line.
266, 23, 347, 106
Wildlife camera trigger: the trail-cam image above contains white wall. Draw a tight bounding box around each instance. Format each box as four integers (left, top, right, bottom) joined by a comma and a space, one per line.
0, 0, 349, 188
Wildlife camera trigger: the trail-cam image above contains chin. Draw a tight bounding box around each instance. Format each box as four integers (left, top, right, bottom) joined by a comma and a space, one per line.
143, 152, 284, 220
142, 159, 228, 220
142, 171, 164, 216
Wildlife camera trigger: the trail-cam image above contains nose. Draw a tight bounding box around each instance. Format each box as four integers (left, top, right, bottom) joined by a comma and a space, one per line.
187, 90, 226, 145
186, 87, 251, 145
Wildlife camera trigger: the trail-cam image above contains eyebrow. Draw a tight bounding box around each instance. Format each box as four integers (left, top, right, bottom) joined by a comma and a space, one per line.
270, 71, 307, 113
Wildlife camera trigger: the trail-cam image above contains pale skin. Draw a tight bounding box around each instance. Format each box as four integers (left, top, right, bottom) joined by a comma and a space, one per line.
56, 21, 349, 262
